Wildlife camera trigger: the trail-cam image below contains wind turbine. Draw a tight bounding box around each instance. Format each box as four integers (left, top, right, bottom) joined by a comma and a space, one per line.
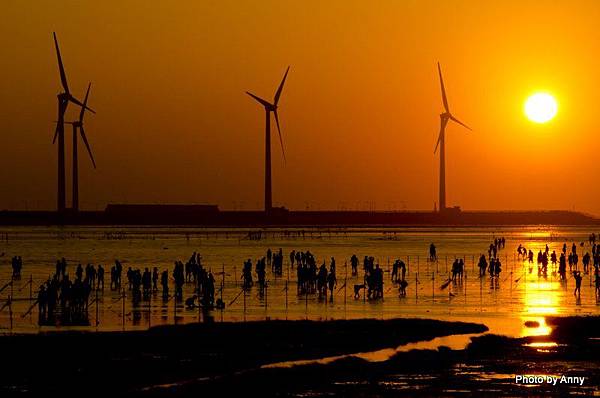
246, 66, 289, 213
434, 62, 471, 213
52, 32, 95, 213
64, 83, 96, 212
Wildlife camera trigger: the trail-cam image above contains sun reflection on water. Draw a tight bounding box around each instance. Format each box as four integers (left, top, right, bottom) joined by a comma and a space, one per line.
521, 277, 561, 337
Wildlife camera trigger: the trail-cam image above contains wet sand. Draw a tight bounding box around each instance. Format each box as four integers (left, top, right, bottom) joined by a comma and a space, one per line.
2, 225, 600, 333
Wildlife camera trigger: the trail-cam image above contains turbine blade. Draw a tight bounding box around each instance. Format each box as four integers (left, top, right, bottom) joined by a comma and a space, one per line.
434, 117, 446, 153
273, 66, 290, 106
274, 110, 286, 163
53, 104, 63, 144
79, 126, 96, 169
53, 123, 59, 144
53, 32, 70, 94
437, 62, 449, 113
449, 115, 472, 131
434, 134, 441, 154
246, 91, 273, 108
79, 83, 91, 122
69, 95, 96, 114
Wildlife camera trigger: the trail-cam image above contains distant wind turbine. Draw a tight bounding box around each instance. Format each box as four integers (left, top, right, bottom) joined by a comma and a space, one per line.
246, 66, 290, 212
64, 83, 96, 212
434, 62, 471, 212
52, 32, 95, 213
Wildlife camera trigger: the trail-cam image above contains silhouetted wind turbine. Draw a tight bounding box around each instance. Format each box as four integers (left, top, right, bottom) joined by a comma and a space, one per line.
434, 62, 471, 213
52, 32, 95, 213
246, 66, 289, 213
63, 83, 96, 212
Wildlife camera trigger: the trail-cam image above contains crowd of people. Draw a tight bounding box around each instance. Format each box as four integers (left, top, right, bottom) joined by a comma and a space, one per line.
516, 236, 600, 299
10, 233, 600, 329
172, 252, 217, 308
37, 258, 95, 325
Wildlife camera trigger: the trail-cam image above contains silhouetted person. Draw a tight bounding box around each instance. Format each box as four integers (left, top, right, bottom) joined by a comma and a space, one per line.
185, 295, 197, 309
37, 285, 47, 323
350, 254, 359, 276
75, 264, 83, 281
161, 270, 169, 299
327, 268, 336, 301
574, 271, 583, 298
478, 254, 488, 277
391, 260, 399, 283
559, 253, 567, 280
97, 265, 104, 290
267, 248, 272, 268
429, 243, 437, 261
152, 267, 159, 291
399, 279, 408, 297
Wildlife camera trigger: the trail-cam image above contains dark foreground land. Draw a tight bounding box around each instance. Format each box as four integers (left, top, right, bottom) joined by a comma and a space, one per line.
0, 318, 485, 397
2, 316, 600, 397
173, 316, 599, 398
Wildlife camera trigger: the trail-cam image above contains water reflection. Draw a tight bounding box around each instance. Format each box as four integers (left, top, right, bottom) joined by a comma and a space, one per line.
519, 269, 563, 337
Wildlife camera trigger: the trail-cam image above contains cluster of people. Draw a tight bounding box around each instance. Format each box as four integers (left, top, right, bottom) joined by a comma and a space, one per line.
476, 255, 502, 278
516, 239, 600, 299
126, 266, 158, 303
183, 252, 205, 283
391, 259, 408, 296
244, 249, 341, 301
110, 260, 123, 290
175, 252, 216, 307
488, 237, 506, 259
451, 258, 465, 281
294, 251, 322, 295
475, 237, 506, 282
38, 259, 93, 325
316, 261, 337, 300
79, 263, 105, 290
361, 256, 384, 299
267, 248, 285, 276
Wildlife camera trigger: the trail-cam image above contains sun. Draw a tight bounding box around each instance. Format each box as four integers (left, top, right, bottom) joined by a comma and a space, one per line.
524, 93, 558, 123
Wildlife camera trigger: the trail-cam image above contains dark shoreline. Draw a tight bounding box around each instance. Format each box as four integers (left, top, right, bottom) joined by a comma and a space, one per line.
0, 318, 486, 397
0, 208, 597, 226
3, 316, 600, 397
141, 316, 600, 397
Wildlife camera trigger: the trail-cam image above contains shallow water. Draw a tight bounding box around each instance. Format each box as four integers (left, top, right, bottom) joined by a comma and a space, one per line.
0, 225, 598, 334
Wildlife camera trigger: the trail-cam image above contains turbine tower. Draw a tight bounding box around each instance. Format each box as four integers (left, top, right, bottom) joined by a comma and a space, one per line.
434, 62, 471, 212
246, 66, 289, 213
64, 83, 96, 212
52, 32, 94, 213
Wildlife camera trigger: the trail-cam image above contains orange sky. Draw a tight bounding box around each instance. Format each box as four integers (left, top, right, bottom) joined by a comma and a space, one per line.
1, 1, 600, 213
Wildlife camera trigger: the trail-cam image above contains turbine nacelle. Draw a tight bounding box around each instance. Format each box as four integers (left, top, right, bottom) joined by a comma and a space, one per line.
246, 66, 290, 163
53, 33, 95, 114
434, 63, 472, 154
